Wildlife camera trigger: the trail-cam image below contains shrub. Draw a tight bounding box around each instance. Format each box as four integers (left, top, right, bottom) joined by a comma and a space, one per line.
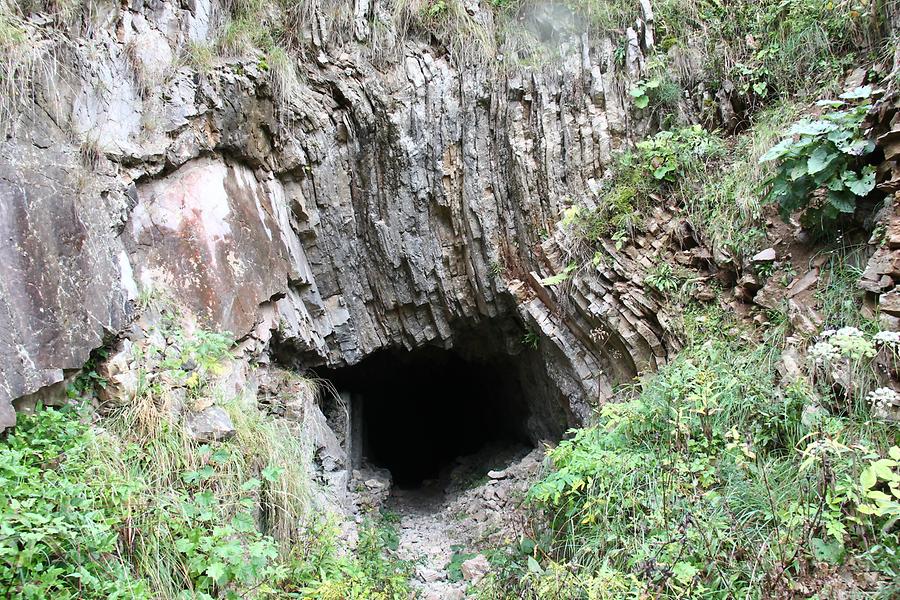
626, 124, 725, 183
2, 313, 414, 599
0, 407, 149, 599
760, 86, 877, 228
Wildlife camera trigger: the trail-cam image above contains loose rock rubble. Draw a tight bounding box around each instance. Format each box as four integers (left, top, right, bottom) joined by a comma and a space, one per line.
388, 447, 545, 599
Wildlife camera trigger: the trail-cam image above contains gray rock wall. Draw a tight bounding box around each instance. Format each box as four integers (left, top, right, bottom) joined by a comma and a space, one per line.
0, 0, 678, 428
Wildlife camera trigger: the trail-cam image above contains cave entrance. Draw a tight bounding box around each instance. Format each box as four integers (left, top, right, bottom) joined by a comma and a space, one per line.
317, 325, 568, 488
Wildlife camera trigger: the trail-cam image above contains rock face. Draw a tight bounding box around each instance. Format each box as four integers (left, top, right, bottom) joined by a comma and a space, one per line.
0, 123, 133, 425
0, 1, 681, 427
127, 158, 293, 336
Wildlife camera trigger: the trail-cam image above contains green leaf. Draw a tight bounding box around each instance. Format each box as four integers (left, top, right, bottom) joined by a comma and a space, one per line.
857, 503, 878, 515
807, 147, 839, 174
240, 478, 261, 491
262, 465, 284, 482
842, 167, 876, 196
653, 164, 675, 180
839, 85, 872, 100
826, 177, 845, 192
811, 537, 845, 564
206, 561, 227, 583
790, 120, 837, 137
890, 447, 900, 461
672, 562, 699, 584
540, 263, 577, 286
210, 449, 231, 464
231, 512, 256, 533
526, 556, 543, 573
788, 161, 807, 180
759, 138, 794, 162
826, 190, 856, 214
519, 538, 536, 555
634, 95, 649, 109
871, 459, 898, 481
861, 467, 877, 490
867, 490, 892, 502
841, 138, 876, 156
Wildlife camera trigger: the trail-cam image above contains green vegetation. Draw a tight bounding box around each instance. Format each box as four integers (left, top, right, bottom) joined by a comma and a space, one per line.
644, 261, 698, 299
475, 301, 900, 598
630, 73, 681, 113
1, 315, 412, 599
761, 86, 877, 230
687, 103, 801, 261
540, 261, 577, 286
562, 124, 723, 253
1, 407, 148, 599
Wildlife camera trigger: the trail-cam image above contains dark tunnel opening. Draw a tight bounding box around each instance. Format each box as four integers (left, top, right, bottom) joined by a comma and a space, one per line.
316, 335, 567, 488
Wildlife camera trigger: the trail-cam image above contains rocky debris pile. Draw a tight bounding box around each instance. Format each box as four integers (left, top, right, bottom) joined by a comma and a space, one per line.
854, 90, 900, 329
351, 466, 393, 512
389, 447, 546, 599
184, 406, 235, 443
859, 196, 900, 329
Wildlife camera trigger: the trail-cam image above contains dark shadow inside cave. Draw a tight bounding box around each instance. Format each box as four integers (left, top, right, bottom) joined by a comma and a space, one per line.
316, 328, 568, 488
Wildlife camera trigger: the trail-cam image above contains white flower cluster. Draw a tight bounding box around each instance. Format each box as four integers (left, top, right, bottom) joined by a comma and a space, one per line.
834, 326, 864, 338
866, 387, 900, 412
874, 331, 900, 346
809, 341, 839, 364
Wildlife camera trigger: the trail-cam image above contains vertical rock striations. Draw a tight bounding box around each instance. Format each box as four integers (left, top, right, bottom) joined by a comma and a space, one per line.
0, 1, 679, 427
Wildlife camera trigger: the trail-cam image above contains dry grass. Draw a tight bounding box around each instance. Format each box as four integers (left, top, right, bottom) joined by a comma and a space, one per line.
392, 0, 498, 66
0, 2, 65, 131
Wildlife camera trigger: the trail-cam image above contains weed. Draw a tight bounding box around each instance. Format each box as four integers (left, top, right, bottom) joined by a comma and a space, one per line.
182, 41, 216, 73
0, 3, 62, 130
0, 406, 150, 599
265, 44, 301, 108
78, 135, 101, 170
644, 261, 680, 294
761, 87, 879, 231
539, 262, 576, 287
687, 103, 801, 261
522, 331, 540, 350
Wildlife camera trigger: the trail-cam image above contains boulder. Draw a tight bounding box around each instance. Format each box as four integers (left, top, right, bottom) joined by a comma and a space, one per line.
777, 346, 804, 385
184, 406, 235, 442
351, 467, 392, 511
97, 339, 138, 406
788, 299, 823, 336
786, 268, 819, 298
751, 247, 776, 263
753, 278, 785, 310
736, 273, 762, 301
879, 290, 900, 316
461, 554, 491, 583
